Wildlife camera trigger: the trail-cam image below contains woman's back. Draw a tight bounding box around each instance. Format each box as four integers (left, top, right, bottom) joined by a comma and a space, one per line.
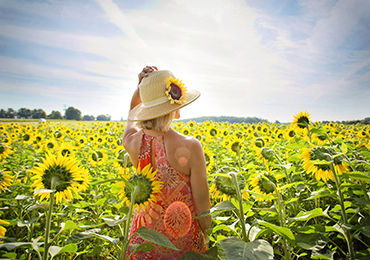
127, 130, 206, 259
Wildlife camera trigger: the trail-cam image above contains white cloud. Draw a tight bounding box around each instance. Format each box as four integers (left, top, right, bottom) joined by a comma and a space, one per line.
0, 0, 369, 122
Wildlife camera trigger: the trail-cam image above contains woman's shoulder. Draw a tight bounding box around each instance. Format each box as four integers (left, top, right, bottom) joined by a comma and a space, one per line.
168, 129, 203, 151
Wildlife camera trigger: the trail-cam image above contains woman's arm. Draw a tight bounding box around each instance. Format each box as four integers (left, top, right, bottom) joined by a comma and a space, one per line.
122, 66, 157, 148
189, 139, 212, 234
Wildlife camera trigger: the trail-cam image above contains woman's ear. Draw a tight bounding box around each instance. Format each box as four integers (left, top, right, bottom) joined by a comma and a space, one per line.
174, 110, 180, 119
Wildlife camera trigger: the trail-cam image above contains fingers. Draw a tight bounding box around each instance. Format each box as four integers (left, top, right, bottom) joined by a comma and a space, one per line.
138, 66, 158, 85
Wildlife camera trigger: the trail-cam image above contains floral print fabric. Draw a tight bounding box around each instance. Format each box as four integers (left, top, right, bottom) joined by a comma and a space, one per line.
128, 132, 206, 259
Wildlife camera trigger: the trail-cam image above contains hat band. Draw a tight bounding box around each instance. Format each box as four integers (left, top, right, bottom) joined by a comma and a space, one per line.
143, 96, 169, 108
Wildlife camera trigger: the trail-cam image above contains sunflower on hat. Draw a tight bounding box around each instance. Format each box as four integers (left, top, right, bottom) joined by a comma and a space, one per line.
165, 77, 188, 104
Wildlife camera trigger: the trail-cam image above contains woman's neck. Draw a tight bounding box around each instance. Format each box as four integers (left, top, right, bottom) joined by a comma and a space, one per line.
143, 128, 170, 137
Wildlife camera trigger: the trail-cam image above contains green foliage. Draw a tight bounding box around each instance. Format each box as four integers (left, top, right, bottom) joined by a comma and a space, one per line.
64, 106, 82, 120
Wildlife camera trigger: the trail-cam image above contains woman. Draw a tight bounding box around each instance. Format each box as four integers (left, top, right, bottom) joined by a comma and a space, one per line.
122, 66, 211, 259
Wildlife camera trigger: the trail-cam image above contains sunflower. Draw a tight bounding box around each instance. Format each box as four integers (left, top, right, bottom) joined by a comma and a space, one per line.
117, 164, 162, 211
113, 149, 132, 169
57, 143, 76, 158
209, 174, 249, 202
256, 147, 276, 165
165, 76, 188, 104
292, 111, 311, 131
249, 170, 280, 201
43, 139, 59, 151
30, 152, 90, 204
203, 147, 215, 172
284, 127, 296, 140
0, 217, 9, 238
0, 144, 12, 161
227, 135, 244, 156
76, 136, 88, 147
0, 169, 13, 192
301, 146, 348, 182
89, 149, 108, 167
181, 128, 190, 136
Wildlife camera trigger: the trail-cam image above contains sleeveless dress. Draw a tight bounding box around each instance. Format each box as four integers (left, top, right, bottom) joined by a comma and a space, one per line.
127, 131, 206, 259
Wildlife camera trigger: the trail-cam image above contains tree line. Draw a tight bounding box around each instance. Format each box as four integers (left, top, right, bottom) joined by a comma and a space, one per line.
0, 107, 112, 121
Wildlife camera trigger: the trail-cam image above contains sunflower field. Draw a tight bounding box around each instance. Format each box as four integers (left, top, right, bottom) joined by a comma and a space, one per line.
1, 112, 370, 260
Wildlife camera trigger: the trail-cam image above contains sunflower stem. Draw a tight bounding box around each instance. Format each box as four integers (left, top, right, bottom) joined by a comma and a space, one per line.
120, 187, 136, 260
271, 181, 290, 260
230, 172, 248, 242
42, 177, 56, 260
331, 163, 355, 260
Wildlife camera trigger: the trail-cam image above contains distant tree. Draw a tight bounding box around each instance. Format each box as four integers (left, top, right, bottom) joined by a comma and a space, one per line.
47, 110, 63, 119
31, 109, 47, 119
362, 117, 370, 125
17, 108, 32, 119
0, 109, 6, 118
6, 108, 16, 118
96, 114, 111, 121
83, 115, 95, 121
65, 107, 82, 120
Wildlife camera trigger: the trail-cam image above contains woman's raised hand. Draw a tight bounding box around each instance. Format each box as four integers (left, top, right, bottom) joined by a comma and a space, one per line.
138, 66, 158, 86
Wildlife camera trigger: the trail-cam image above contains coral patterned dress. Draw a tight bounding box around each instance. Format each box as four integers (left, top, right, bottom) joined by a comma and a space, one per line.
127, 131, 206, 259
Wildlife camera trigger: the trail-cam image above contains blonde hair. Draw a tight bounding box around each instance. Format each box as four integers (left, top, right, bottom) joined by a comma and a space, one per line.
136, 111, 176, 132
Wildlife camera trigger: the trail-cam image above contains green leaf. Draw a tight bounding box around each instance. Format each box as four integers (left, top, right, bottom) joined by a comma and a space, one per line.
343, 172, 370, 183
287, 154, 302, 162
178, 250, 219, 260
136, 242, 155, 252
102, 217, 124, 227
95, 197, 107, 206
15, 195, 31, 200
0, 242, 35, 251
34, 188, 55, 194
49, 244, 77, 259
256, 220, 295, 242
311, 250, 335, 260
220, 237, 274, 260
289, 208, 326, 223
135, 226, 178, 250
61, 220, 79, 232
295, 233, 327, 251
17, 217, 39, 227
91, 233, 119, 247
305, 189, 332, 201
360, 226, 370, 238
66, 228, 101, 243
194, 201, 237, 219
213, 224, 238, 235
341, 142, 348, 154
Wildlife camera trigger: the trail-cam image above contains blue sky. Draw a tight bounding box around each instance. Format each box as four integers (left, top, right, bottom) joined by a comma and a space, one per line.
0, 0, 369, 122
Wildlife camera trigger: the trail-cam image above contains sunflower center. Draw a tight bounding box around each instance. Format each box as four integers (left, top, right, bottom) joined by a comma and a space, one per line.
125, 174, 153, 204
288, 130, 295, 137
42, 165, 73, 192
215, 174, 245, 196
231, 142, 240, 153
169, 84, 182, 101
297, 116, 310, 129
23, 134, 30, 142
0, 145, 5, 154
210, 128, 217, 136
61, 149, 71, 157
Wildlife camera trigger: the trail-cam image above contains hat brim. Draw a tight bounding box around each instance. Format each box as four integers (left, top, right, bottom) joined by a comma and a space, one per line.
128, 89, 200, 121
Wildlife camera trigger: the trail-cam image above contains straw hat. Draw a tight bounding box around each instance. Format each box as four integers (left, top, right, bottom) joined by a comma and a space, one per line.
128, 70, 200, 121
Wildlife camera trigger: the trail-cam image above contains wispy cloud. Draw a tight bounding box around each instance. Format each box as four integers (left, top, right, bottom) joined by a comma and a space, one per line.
0, 0, 369, 121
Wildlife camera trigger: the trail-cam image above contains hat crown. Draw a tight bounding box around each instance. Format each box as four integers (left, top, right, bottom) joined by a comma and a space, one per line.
139, 70, 175, 108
